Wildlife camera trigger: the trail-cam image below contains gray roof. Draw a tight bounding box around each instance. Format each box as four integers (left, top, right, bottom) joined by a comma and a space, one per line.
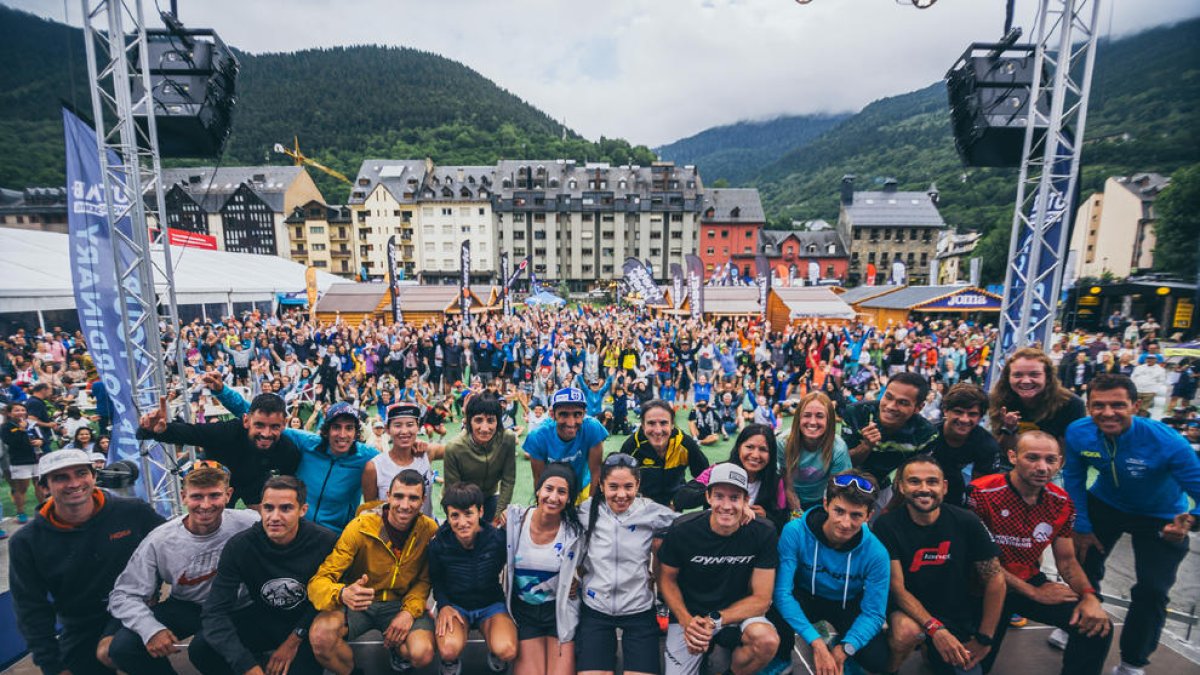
772, 287, 856, 320
935, 231, 982, 259
858, 285, 997, 310
843, 189, 945, 228
347, 160, 427, 205
0, 186, 68, 214
775, 230, 849, 258
161, 166, 306, 213
1113, 173, 1170, 202
421, 165, 495, 202
315, 283, 387, 314
701, 188, 764, 223
492, 160, 703, 213
837, 284, 904, 304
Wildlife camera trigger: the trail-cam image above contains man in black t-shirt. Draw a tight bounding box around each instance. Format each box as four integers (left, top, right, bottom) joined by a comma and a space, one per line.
658, 463, 780, 675
922, 383, 1001, 507
874, 456, 1006, 675
842, 372, 937, 505
189, 476, 336, 675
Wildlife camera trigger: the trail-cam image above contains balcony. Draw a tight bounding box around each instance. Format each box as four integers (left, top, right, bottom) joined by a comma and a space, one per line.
331, 247, 352, 257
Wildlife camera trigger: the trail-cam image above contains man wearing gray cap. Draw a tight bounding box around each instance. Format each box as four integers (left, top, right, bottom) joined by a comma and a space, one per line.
657, 462, 780, 675
9, 449, 164, 675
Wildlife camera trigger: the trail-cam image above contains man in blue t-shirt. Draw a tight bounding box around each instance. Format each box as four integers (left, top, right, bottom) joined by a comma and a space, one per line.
523, 387, 608, 502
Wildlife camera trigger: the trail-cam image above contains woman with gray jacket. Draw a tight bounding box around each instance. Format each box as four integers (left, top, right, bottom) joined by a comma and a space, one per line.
504, 462, 583, 675
576, 453, 678, 675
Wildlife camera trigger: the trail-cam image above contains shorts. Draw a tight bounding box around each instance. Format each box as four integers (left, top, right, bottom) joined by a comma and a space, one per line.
664, 616, 773, 675
511, 596, 557, 641
447, 601, 508, 629
576, 604, 661, 674
345, 600, 434, 640
10, 463, 36, 480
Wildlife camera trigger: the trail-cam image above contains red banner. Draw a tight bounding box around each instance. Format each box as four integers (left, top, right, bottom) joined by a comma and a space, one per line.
163, 228, 217, 250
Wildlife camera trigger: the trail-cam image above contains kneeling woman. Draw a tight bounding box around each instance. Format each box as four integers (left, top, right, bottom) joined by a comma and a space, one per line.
577, 453, 678, 675
674, 424, 791, 532
505, 463, 583, 675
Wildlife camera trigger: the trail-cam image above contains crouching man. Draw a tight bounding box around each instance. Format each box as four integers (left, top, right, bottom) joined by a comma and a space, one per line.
307, 469, 438, 674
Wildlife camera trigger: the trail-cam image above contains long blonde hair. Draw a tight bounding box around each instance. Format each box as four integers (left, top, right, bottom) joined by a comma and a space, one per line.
784, 392, 837, 478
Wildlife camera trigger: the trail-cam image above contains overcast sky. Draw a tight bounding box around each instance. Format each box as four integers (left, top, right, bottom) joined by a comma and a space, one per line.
11, 0, 1199, 146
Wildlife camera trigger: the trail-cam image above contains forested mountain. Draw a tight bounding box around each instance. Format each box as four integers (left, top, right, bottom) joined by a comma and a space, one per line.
654, 114, 849, 185
0, 4, 656, 201
747, 17, 1200, 282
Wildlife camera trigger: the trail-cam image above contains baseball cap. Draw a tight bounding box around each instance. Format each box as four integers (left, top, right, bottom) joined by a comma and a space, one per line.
89, 452, 108, 465
386, 402, 422, 422
325, 401, 364, 423
36, 448, 94, 479
372, 420, 385, 429
707, 462, 749, 494
550, 387, 586, 410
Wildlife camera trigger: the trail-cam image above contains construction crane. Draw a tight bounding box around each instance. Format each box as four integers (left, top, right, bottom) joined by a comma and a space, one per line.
273, 137, 352, 185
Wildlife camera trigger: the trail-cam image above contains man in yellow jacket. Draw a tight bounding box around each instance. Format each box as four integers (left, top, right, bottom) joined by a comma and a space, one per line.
308, 469, 438, 674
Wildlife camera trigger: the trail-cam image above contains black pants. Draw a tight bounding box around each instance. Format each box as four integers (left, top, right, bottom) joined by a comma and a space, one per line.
982, 575, 1112, 675
768, 591, 891, 673
188, 608, 321, 675
1081, 494, 1189, 668
55, 619, 121, 675
108, 598, 201, 675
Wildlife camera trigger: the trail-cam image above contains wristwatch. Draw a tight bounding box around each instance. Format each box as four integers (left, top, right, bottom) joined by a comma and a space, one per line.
842, 642, 857, 657
708, 611, 723, 631
293, 626, 309, 640
973, 632, 994, 647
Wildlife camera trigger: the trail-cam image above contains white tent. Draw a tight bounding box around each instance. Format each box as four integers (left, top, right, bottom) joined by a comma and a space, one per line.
0, 229, 345, 313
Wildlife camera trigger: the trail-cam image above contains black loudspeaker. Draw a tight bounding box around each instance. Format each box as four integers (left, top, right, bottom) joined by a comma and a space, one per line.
132, 29, 239, 157
946, 44, 1047, 168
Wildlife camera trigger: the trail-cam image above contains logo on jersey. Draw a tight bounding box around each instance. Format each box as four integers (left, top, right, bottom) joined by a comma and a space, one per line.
1032, 522, 1054, 543
690, 555, 756, 565
260, 578, 307, 609
908, 541, 951, 572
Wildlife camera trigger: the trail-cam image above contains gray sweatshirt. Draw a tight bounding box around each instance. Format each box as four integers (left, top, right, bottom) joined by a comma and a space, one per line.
108, 509, 260, 642
578, 497, 677, 616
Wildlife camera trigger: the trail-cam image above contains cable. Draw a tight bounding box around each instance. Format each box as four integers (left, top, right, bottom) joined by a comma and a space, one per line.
1004, 0, 1016, 34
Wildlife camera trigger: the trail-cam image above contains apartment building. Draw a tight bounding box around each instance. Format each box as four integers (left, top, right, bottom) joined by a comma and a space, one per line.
1069, 173, 1170, 279
346, 160, 425, 281
283, 201, 355, 278
159, 166, 323, 257
838, 176, 946, 286
414, 164, 496, 284
493, 160, 703, 291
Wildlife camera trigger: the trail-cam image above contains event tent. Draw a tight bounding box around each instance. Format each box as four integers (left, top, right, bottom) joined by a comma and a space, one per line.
0, 228, 344, 318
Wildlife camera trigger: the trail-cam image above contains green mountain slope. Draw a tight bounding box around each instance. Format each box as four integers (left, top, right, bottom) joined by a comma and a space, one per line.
750, 17, 1200, 282
654, 114, 849, 185
0, 4, 656, 201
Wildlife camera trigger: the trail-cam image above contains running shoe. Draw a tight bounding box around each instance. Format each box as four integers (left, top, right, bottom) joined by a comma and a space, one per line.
1048, 627, 1069, 650
1111, 663, 1145, 675
486, 652, 508, 672
389, 652, 413, 673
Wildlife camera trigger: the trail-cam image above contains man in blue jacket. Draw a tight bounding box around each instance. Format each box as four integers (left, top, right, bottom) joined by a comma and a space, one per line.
215, 384, 377, 532
1064, 373, 1200, 675
772, 470, 891, 675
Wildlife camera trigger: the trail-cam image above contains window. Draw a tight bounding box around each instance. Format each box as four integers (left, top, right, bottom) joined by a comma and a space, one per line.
461, 226, 471, 234
312, 243, 326, 251
854, 229, 861, 240
442, 225, 452, 235
313, 260, 327, 268
721, 231, 729, 238
393, 210, 401, 217
422, 207, 433, 217
479, 208, 486, 216
441, 208, 453, 216
868, 252, 876, 264
535, 248, 547, 256
745, 231, 753, 238
708, 230, 716, 238
650, 248, 661, 256
706, 247, 715, 255
581, 230, 594, 239
582, 248, 594, 256
826, 265, 834, 277
743, 246, 752, 253
443, 242, 453, 252
424, 225, 434, 235
460, 207, 471, 217
534, 231, 547, 240
514, 247, 526, 256
670, 231, 683, 239
309, 226, 325, 234
884, 230, 892, 240
514, 213, 526, 223
424, 242, 435, 252
513, 231, 525, 240
602, 265, 613, 274
650, 231, 662, 240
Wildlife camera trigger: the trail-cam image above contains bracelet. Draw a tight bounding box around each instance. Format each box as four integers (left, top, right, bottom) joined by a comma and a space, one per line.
923, 618, 944, 636
1080, 587, 1097, 596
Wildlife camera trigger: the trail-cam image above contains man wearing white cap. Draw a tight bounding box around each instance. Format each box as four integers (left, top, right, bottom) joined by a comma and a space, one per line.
657, 462, 781, 675
9, 449, 164, 675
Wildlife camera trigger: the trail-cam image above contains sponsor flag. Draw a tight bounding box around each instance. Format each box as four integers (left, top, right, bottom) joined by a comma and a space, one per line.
459, 241, 471, 324
64, 107, 169, 511
305, 266, 318, 322
754, 253, 770, 320
670, 262, 685, 309
623, 257, 665, 306
685, 254, 705, 319
865, 263, 877, 286
386, 235, 403, 323
500, 252, 512, 316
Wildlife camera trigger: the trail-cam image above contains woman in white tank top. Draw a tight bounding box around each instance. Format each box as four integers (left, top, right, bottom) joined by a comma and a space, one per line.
361, 402, 443, 517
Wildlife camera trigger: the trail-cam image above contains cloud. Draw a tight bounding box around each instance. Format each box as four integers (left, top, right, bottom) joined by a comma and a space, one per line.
9, 0, 1197, 146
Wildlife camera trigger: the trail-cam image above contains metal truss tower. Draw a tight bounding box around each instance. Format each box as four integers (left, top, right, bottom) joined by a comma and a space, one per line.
80, 0, 191, 515
989, 0, 1103, 383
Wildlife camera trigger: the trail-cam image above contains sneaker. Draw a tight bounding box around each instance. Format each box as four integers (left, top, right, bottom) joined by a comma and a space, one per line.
758, 656, 792, 675
0, 529, 7, 540
486, 652, 508, 672
439, 659, 461, 675
1009, 614, 1028, 627
1111, 663, 1145, 675
1048, 627, 1069, 650
389, 652, 413, 673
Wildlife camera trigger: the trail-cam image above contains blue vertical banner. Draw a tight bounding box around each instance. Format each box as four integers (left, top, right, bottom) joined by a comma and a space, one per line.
64, 108, 169, 508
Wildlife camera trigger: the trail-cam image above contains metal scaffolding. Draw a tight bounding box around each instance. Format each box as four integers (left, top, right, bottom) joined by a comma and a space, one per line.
80, 0, 191, 515
989, 0, 1103, 383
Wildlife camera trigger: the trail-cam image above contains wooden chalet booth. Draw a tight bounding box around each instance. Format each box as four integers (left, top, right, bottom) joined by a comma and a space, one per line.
313, 284, 390, 325
766, 287, 856, 332
854, 285, 1002, 326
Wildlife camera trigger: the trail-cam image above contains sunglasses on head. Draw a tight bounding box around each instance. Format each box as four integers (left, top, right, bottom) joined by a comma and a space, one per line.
603, 453, 637, 468
832, 473, 876, 495
180, 459, 231, 477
